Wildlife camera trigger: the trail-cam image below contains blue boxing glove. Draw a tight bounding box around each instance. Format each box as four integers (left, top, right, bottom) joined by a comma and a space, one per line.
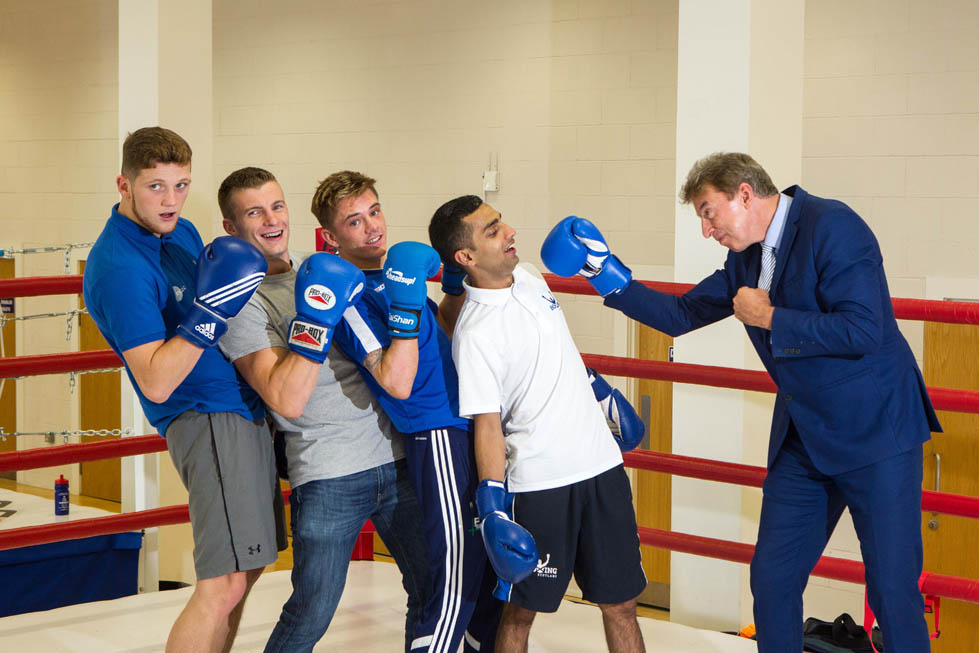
440, 263, 466, 296
540, 216, 632, 297
588, 368, 645, 452
383, 242, 441, 338
476, 479, 538, 601
177, 236, 267, 348
288, 253, 366, 363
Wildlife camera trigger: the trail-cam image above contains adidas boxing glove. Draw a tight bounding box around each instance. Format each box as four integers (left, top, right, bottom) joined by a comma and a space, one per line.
177, 236, 267, 348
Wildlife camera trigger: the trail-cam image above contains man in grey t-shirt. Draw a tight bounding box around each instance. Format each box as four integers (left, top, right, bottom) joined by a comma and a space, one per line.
217, 167, 430, 653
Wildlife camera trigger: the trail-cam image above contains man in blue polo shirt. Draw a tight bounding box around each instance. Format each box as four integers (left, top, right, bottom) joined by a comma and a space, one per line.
83, 127, 281, 653
311, 170, 498, 653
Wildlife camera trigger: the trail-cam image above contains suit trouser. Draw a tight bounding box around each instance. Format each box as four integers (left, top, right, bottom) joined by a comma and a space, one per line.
750, 424, 929, 653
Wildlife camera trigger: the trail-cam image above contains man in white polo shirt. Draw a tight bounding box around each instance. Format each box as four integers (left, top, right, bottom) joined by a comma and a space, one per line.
429, 195, 646, 653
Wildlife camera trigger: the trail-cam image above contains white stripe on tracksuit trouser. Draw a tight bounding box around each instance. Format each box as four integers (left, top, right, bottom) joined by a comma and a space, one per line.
406, 426, 499, 652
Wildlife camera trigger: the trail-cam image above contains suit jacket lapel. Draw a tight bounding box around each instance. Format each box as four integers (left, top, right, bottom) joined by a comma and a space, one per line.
769, 186, 805, 295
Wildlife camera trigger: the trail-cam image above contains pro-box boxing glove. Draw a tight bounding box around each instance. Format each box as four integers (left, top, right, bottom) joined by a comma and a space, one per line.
288, 253, 366, 363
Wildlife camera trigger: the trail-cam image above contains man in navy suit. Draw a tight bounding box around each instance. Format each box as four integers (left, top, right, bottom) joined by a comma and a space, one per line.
540, 152, 940, 653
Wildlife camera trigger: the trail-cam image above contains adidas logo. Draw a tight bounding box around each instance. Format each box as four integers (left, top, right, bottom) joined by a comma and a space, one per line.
194, 322, 217, 340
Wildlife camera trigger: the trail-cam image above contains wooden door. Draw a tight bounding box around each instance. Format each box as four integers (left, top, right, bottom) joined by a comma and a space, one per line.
922, 321, 979, 651
635, 322, 673, 608
0, 258, 16, 479
77, 260, 122, 502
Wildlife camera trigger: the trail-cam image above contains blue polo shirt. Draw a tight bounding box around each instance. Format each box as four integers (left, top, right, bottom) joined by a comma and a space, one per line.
82, 204, 264, 436
333, 269, 468, 434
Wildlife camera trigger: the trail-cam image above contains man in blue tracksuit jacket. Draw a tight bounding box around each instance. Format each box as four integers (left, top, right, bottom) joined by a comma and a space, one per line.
311, 170, 498, 653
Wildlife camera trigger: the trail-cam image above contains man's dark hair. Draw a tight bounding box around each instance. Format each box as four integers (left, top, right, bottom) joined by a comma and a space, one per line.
217, 167, 278, 221
429, 195, 484, 267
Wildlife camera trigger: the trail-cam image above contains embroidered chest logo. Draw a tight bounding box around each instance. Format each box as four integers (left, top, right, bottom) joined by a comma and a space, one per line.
172, 285, 186, 302
542, 293, 559, 311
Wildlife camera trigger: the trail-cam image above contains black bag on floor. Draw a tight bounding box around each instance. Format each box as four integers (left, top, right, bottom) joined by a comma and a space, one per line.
803, 613, 884, 653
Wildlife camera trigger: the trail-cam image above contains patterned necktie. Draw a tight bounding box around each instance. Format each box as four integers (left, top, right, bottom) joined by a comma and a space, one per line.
758, 244, 776, 292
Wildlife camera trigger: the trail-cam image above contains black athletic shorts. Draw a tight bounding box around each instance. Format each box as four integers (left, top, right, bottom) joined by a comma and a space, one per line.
507, 464, 646, 612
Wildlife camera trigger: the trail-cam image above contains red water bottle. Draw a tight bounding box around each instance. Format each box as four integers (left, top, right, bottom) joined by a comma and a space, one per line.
55, 474, 69, 515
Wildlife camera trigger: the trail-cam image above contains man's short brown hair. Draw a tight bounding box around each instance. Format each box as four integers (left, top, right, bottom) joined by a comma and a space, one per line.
310, 171, 378, 229
679, 152, 779, 204
217, 167, 278, 221
120, 127, 192, 179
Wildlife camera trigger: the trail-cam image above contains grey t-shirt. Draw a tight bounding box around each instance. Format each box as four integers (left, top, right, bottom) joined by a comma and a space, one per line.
220, 259, 403, 488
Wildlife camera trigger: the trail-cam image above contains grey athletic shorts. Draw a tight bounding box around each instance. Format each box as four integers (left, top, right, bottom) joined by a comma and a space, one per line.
166, 410, 285, 580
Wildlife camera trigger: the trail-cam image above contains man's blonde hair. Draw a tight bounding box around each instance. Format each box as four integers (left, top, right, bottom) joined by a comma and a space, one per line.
310, 171, 378, 228
679, 152, 778, 204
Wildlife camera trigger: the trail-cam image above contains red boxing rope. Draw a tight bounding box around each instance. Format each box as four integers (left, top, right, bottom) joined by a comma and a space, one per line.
3, 349, 977, 416
0, 504, 190, 551
639, 527, 979, 604
6, 272, 979, 325
0, 491, 294, 551
0, 350, 121, 378
583, 353, 979, 415
540, 274, 979, 326
0, 275, 83, 299
623, 449, 979, 521
4, 436, 978, 520
0, 434, 166, 473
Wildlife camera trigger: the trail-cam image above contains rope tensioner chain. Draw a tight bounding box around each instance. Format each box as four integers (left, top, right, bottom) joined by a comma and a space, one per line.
0, 308, 88, 341
0, 242, 93, 273
0, 426, 133, 444
67, 366, 121, 395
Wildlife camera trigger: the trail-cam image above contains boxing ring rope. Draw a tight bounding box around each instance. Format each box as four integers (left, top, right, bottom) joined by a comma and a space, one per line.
580, 353, 979, 415
4, 350, 978, 415
3, 433, 979, 604
0, 275, 83, 299
4, 270, 979, 610
539, 274, 979, 325
5, 273, 979, 325
637, 527, 979, 604
0, 434, 167, 473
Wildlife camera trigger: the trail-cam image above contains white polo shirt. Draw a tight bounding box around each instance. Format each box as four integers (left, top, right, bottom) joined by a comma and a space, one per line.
452, 263, 623, 492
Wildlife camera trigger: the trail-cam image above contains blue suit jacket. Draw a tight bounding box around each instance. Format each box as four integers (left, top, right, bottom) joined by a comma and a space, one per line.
606, 186, 940, 475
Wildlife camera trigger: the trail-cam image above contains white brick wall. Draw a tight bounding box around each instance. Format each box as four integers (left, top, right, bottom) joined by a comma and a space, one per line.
803, 0, 979, 284
212, 0, 679, 355
0, 0, 118, 486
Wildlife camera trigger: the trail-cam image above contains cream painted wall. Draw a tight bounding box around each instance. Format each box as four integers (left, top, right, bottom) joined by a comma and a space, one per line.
802, 0, 979, 363
0, 0, 118, 488
211, 0, 679, 356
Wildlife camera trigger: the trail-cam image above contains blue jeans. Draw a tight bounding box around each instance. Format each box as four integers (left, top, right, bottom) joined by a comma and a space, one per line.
265, 459, 430, 653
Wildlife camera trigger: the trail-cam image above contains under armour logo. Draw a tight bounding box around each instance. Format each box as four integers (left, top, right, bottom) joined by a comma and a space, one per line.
247, 544, 262, 555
